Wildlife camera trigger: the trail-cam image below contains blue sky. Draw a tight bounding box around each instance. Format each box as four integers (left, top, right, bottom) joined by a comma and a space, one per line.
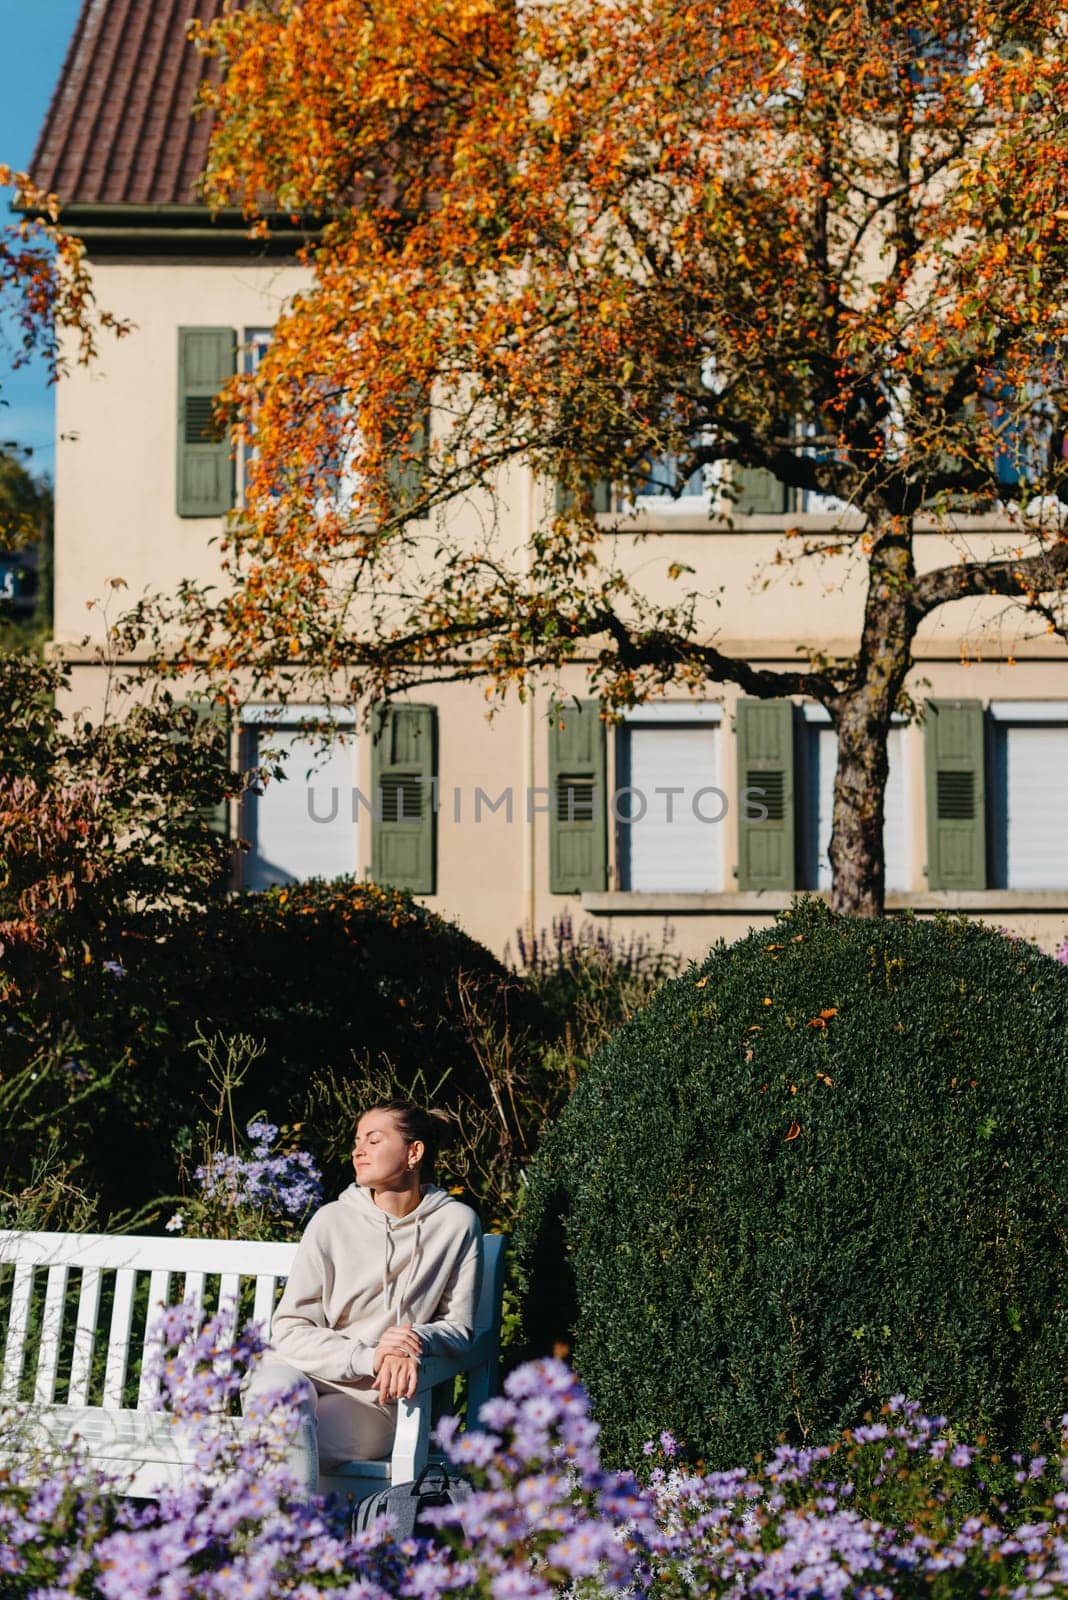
1, 0, 84, 475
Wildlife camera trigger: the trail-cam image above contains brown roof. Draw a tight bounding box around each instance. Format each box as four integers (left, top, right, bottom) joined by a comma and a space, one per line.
30, 0, 227, 208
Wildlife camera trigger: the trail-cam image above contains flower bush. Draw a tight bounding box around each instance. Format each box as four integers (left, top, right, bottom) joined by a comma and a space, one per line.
2, 1304, 1067, 1599
164, 1033, 323, 1243
167, 1119, 322, 1242
195, 1120, 323, 1220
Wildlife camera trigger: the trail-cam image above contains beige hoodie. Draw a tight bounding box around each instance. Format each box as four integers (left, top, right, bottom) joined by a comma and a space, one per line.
270, 1183, 482, 1384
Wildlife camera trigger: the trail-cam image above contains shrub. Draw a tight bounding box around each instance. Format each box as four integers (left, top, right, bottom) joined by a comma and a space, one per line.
45, 879, 552, 1218
0, 655, 241, 1010
517, 900, 1068, 1468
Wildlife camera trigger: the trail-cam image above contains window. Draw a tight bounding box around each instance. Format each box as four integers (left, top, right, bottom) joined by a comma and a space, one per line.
370, 702, 437, 894
988, 703, 1068, 889
241, 706, 358, 890
0, 552, 37, 615
240, 327, 273, 503
548, 698, 608, 894
925, 698, 1068, 891
799, 709, 909, 891
616, 705, 723, 892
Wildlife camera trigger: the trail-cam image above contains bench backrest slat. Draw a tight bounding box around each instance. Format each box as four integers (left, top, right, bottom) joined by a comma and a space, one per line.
0, 1232, 296, 1275
183, 1271, 206, 1314
102, 1268, 137, 1408
1, 1263, 33, 1401
68, 1266, 102, 1404
214, 1274, 242, 1379
252, 1274, 281, 1331
478, 1236, 504, 1336
137, 1269, 172, 1408
32, 1264, 69, 1404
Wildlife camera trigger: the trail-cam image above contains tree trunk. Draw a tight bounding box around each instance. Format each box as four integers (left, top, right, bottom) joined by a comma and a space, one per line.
828, 520, 918, 917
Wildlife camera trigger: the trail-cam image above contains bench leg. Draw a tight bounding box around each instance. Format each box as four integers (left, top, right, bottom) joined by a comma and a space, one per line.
391, 1393, 432, 1482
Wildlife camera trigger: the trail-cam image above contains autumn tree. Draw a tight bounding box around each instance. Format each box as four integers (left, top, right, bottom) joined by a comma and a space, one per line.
177, 0, 1068, 914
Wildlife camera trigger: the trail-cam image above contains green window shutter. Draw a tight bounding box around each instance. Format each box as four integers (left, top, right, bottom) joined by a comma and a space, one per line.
548, 699, 607, 894
736, 698, 796, 890
372, 702, 436, 893
729, 464, 787, 514
177, 327, 236, 518
385, 394, 429, 512
189, 697, 232, 840
924, 699, 986, 889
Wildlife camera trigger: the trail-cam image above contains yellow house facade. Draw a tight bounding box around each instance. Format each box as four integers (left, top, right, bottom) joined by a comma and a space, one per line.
33, 0, 1068, 961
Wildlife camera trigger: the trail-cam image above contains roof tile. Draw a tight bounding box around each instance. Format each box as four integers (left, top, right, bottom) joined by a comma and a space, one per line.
30, 0, 226, 207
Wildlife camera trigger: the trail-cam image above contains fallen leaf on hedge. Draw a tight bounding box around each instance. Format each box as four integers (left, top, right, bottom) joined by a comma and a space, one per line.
747, 1024, 762, 1033
765, 943, 785, 951
695, 975, 710, 988
808, 1016, 827, 1028
791, 935, 805, 942
817, 1072, 833, 1086
787, 1081, 798, 1094
820, 1007, 838, 1019
785, 1121, 801, 1140
763, 996, 773, 1005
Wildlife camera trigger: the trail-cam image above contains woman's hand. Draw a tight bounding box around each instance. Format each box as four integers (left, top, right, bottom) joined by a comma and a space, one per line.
372, 1324, 423, 1368
373, 1352, 420, 1402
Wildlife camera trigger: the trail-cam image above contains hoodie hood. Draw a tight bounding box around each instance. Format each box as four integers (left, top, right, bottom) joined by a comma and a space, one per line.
338, 1181, 455, 1225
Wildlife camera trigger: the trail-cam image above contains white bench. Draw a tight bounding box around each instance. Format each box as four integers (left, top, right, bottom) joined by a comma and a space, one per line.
0, 1228, 504, 1500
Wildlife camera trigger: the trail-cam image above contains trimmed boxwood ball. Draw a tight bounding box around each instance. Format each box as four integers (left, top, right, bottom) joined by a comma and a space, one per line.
516, 900, 1068, 1468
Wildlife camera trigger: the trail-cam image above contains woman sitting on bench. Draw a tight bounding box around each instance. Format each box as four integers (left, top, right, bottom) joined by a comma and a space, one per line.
242, 1100, 483, 1495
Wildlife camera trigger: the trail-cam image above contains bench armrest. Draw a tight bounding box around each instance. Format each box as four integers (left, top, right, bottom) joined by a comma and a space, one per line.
409, 1329, 497, 1396
389, 1328, 501, 1481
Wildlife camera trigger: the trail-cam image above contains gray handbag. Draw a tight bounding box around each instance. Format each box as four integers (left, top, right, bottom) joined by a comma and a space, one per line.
350, 1459, 473, 1542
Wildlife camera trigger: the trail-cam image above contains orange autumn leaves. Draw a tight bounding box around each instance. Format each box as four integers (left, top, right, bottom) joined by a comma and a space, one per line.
160, 0, 1068, 721
0, 166, 130, 377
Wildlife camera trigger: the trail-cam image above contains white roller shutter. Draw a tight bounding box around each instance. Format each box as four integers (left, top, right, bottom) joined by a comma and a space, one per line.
245, 727, 358, 889
813, 724, 908, 891
623, 724, 722, 891
1004, 724, 1068, 888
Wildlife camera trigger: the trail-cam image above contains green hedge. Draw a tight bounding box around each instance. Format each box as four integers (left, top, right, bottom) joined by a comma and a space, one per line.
49, 879, 550, 1217
517, 901, 1068, 1466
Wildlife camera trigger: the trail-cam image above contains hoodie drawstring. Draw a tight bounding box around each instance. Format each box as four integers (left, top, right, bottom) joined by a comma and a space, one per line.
382, 1214, 423, 1325
397, 1217, 422, 1324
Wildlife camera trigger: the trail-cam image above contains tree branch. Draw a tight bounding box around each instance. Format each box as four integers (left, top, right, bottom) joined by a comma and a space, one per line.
911, 537, 1068, 620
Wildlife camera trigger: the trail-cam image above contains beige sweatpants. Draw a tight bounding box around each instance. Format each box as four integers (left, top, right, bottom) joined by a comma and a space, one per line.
242, 1358, 396, 1496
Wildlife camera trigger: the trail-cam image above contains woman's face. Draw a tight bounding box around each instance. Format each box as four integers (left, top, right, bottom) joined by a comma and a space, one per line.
352, 1110, 421, 1190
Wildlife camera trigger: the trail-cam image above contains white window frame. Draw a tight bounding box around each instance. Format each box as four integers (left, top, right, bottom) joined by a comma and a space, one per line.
987, 702, 1068, 890
240, 703, 359, 891
615, 703, 725, 891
